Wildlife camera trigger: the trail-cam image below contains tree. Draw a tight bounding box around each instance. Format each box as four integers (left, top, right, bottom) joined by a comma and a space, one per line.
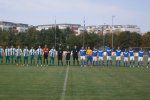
141, 32, 150, 47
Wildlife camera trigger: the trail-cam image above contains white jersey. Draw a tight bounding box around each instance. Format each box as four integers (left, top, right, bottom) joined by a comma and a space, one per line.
29, 49, 35, 56
10, 48, 16, 56
0, 48, 4, 56
16, 48, 22, 56
49, 49, 56, 57
5, 48, 10, 56
23, 48, 29, 56
36, 48, 43, 56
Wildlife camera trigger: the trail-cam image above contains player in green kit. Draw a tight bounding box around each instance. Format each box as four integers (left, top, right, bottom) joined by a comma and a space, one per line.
23, 46, 29, 66
36, 46, 43, 67
5, 46, 10, 64
0, 46, 4, 64
29, 47, 35, 66
10, 46, 16, 64
16, 46, 22, 66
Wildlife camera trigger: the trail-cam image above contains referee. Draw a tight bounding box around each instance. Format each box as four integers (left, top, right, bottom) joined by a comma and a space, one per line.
66, 46, 71, 66
72, 45, 79, 65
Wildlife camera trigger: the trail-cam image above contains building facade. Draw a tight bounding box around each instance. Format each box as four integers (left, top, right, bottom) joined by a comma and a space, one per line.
36, 24, 81, 33
0, 21, 28, 33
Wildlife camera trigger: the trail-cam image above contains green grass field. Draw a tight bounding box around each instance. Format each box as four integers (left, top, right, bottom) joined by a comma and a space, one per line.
0, 65, 150, 100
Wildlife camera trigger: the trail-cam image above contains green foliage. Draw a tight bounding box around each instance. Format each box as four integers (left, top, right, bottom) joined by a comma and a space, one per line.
0, 28, 149, 49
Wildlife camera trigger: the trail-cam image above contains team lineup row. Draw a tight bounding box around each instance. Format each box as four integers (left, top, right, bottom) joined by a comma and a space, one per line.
0, 45, 150, 67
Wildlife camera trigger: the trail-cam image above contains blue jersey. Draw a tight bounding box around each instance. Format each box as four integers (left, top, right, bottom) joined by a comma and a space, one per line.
116, 50, 121, 56
148, 51, 150, 57
107, 48, 112, 56
124, 52, 128, 57
98, 50, 103, 57
138, 50, 144, 57
92, 50, 97, 57
129, 50, 134, 56
79, 49, 86, 56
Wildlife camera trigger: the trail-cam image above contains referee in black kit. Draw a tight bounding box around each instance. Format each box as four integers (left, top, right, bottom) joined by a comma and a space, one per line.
57, 47, 63, 66
65, 46, 71, 66
72, 45, 79, 66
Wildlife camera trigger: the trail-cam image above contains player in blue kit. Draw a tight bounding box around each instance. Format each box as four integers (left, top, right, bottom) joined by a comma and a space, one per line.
138, 48, 144, 67
106, 47, 112, 66
98, 48, 104, 66
147, 50, 150, 68
123, 49, 129, 67
116, 47, 122, 67
92, 48, 98, 66
129, 48, 135, 67
79, 47, 86, 67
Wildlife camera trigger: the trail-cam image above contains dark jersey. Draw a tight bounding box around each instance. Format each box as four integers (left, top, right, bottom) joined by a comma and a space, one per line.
66, 49, 71, 60
72, 48, 79, 57
58, 49, 63, 60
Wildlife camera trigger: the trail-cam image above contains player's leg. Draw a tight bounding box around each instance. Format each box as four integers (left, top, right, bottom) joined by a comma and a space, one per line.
52, 57, 55, 65
5, 56, 8, 64
147, 58, 150, 68
92, 57, 95, 66
76, 56, 79, 65
106, 56, 109, 66
116, 57, 118, 67
138, 57, 140, 67
68, 56, 71, 66
73, 56, 75, 65
80, 56, 83, 67
0, 56, 2, 64
119, 57, 121, 67
40, 56, 42, 66
37, 56, 39, 66
89, 56, 92, 67
26, 57, 29, 66
30, 56, 32, 65
61, 58, 63, 66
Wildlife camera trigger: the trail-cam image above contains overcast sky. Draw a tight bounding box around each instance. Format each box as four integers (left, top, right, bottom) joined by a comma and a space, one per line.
0, 0, 149, 32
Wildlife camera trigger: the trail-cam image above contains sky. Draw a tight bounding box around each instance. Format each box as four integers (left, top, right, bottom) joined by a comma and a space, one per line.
0, 0, 150, 32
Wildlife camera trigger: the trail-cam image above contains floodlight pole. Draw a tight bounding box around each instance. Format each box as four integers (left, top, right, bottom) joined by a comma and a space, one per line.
54, 16, 56, 48
112, 16, 115, 49
103, 23, 106, 49
83, 17, 85, 47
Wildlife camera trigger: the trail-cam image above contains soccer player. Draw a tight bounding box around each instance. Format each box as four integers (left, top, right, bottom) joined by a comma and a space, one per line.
129, 48, 135, 67
147, 50, 150, 68
138, 48, 144, 67
16, 46, 22, 66
49, 47, 56, 65
72, 45, 79, 66
0, 46, 4, 64
86, 47, 93, 66
36, 46, 43, 67
92, 48, 98, 66
79, 47, 86, 67
5, 46, 10, 64
116, 47, 122, 67
106, 47, 112, 66
57, 47, 63, 66
43, 45, 49, 66
123, 49, 129, 67
98, 48, 104, 66
65, 46, 71, 66
23, 46, 29, 66
10, 46, 16, 64
29, 47, 35, 66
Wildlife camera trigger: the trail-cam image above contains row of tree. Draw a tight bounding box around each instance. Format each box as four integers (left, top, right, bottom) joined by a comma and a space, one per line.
0, 27, 149, 50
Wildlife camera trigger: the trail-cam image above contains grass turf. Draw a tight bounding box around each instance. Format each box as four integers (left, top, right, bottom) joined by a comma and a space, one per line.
0, 65, 150, 100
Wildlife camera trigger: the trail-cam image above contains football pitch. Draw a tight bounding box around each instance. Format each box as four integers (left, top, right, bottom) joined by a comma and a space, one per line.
0, 65, 150, 100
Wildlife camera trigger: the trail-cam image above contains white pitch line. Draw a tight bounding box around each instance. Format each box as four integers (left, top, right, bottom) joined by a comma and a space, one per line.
61, 66, 69, 100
